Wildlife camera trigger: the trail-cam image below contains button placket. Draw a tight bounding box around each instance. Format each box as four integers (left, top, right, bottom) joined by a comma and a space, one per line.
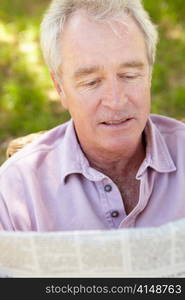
101, 180, 126, 228
111, 211, 119, 218
104, 184, 112, 192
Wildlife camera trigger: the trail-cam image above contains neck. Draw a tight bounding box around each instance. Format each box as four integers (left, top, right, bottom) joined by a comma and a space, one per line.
81, 134, 146, 180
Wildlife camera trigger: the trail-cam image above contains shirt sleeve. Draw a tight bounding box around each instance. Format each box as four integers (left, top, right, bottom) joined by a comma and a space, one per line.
0, 192, 14, 230
0, 164, 31, 231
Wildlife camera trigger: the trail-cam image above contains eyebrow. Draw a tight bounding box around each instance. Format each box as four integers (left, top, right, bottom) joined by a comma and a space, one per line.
119, 61, 145, 69
73, 61, 145, 79
73, 66, 101, 79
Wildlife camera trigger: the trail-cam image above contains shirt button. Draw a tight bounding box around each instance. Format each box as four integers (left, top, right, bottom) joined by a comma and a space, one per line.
111, 211, 119, 218
104, 184, 112, 192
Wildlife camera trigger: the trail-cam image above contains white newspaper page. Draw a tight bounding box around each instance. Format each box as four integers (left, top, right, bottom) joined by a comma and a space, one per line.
0, 218, 185, 278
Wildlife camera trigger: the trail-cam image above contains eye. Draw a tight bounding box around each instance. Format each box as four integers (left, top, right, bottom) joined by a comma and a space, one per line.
119, 74, 138, 80
125, 75, 136, 79
86, 80, 100, 87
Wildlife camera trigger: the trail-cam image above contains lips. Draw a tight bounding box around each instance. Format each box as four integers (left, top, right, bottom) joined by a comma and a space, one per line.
101, 118, 132, 125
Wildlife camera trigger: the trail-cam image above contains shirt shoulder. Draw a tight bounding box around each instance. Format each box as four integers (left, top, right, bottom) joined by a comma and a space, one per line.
150, 114, 185, 135
150, 114, 185, 163
0, 121, 70, 176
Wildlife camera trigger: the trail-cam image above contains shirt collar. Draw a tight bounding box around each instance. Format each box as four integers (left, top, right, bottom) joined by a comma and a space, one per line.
136, 115, 176, 179
59, 119, 105, 183
59, 116, 176, 183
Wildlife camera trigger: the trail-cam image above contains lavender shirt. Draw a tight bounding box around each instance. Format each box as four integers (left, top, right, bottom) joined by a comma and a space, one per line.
0, 114, 185, 231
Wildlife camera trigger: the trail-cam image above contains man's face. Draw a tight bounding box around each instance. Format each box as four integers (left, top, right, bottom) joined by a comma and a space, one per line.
57, 11, 151, 155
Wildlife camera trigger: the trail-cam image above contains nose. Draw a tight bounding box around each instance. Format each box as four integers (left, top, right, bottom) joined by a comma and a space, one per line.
101, 78, 128, 110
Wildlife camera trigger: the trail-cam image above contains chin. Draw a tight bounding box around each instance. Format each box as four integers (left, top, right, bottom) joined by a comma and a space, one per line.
100, 141, 129, 153
100, 135, 140, 152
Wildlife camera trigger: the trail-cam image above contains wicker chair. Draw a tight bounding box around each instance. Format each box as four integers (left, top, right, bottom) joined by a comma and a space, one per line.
6, 131, 46, 159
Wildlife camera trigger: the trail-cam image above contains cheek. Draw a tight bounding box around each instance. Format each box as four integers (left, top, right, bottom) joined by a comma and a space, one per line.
62, 80, 100, 123
73, 91, 100, 119
128, 84, 150, 108
66, 93, 97, 125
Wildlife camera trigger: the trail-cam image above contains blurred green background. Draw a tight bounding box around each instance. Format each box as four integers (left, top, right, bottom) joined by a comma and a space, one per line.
0, 0, 185, 165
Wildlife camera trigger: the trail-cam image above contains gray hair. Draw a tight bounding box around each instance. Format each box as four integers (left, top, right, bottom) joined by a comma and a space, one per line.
40, 0, 158, 76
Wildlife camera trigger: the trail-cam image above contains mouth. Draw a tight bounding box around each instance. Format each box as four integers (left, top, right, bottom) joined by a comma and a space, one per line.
100, 118, 133, 126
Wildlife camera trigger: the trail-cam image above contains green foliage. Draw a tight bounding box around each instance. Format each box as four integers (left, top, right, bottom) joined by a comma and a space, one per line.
143, 0, 185, 118
0, 0, 70, 164
0, 0, 185, 164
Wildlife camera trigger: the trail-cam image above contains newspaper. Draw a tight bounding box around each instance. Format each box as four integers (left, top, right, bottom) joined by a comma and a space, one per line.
0, 218, 185, 278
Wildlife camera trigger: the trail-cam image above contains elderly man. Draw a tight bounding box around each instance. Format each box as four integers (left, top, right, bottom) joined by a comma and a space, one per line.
0, 0, 185, 231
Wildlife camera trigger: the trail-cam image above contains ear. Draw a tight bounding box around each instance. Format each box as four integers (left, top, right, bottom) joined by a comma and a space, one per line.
50, 72, 69, 109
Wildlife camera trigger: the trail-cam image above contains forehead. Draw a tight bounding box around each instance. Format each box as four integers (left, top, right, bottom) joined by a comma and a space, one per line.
60, 11, 148, 71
